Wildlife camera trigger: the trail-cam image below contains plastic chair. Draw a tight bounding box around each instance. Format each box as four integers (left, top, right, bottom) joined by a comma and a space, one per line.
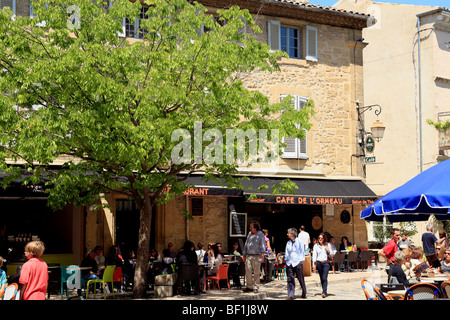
2, 283, 18, 300
86, 265, 115, 299
361, 279, 377, 300
404, 283, 441, 300
441, 281, 450, 298
113, 267, 123, 293
204, 264, 230, 290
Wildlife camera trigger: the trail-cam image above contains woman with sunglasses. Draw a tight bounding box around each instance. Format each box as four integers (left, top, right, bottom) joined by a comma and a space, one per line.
312, 233, 334, 298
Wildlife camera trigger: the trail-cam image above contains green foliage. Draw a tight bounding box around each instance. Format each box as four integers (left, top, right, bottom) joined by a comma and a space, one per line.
0, 0, 313, 209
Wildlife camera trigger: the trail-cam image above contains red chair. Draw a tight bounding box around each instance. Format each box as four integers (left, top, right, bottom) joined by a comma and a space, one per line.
204, 264, 230, 290
112, 267, 123, 292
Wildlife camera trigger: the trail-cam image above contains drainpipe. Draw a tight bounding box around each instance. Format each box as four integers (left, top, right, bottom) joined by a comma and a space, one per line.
417, 17, 423, 173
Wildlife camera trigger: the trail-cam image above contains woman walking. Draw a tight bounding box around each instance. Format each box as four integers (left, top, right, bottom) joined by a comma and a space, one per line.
312, 233, 334, 298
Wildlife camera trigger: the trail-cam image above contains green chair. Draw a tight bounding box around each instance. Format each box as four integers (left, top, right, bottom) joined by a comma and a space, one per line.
86, 265, 115, 299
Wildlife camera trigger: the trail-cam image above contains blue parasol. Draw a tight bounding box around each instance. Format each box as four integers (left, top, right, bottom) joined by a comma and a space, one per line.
361, 159, 450, 222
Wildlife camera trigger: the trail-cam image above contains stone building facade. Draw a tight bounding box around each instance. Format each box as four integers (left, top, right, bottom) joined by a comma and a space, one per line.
0, 0, 377, 264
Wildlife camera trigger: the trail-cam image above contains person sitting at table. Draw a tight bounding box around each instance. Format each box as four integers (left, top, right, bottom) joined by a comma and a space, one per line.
94, 246, 105, 270
81, 250, 100, 293
227, 242, 242, 288
195, 243, 206, 262
437, 247, 450, 274
200, 244, 222, 290
401, 248, 418, 283
339, 236, 352, 251
105, 245, 124, 268
123, 250, 136, 291
388, 250, 410, 289
149, 248, 161, 263
176, 241, 199, 295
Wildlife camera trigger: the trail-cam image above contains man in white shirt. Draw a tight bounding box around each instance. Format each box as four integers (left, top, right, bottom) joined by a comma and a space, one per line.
297, 226, 310, 254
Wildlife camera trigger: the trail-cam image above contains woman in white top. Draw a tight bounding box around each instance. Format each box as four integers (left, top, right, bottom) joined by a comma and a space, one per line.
312, 233, 334, 298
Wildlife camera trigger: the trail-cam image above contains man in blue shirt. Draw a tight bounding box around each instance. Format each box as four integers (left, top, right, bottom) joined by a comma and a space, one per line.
285, 228, 306, 300
242, 221, 266, 294
422, 224, 439, 268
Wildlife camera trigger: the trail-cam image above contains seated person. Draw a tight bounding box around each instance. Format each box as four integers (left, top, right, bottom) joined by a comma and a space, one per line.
81, 250, 100, 293
227, 242, 242, 287
200, 244, 222, 290
176, 241, 199, 295
389, 251, 410, 288
339, 236, 352, 251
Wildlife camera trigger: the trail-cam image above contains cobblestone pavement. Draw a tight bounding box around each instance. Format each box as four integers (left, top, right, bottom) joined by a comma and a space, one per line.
50, 262, 388, 301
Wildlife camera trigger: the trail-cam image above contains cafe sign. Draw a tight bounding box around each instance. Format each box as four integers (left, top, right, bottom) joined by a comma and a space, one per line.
365, 135, 375, 153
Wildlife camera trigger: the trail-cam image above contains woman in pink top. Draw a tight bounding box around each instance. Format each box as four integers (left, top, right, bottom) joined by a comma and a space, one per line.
19, 241, 48, 300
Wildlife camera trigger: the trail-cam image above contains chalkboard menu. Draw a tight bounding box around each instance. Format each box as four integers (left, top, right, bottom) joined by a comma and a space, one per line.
230, 212, 247, 237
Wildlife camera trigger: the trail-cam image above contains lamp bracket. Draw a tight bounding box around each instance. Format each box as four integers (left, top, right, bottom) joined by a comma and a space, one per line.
356, 102, 382, 121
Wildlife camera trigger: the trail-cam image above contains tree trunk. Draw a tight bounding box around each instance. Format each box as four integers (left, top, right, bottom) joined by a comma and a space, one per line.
133, 194, 153, 298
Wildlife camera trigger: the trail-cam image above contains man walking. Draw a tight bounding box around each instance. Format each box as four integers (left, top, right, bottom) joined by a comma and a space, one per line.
378, 228, 400, 275
422, 224, 439, 268
242, 221, 266, 293
285, 228, 306, 300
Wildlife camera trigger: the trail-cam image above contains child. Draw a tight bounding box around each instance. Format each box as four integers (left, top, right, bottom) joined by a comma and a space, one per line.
0, 256, 7, 295
19, 241, 48, 300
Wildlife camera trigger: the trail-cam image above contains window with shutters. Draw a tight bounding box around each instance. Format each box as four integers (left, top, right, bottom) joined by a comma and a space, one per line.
267, 20, 317, 61
0, 0, 16, 15
280, 95, 308, 159
123, 6, 149, 39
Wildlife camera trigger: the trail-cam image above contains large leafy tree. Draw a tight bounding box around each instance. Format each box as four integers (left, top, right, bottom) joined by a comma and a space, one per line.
0, 0, 313, 297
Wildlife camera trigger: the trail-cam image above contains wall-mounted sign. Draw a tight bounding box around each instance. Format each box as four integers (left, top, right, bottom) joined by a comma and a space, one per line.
365, 156, 376, 163
230, 212, 247, 237
365, 135, 375, 153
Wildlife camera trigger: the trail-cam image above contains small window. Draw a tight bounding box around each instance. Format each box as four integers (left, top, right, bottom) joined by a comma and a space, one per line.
281, 26, 300, 59
267, 20, 317, 61
190, 197, 204, 216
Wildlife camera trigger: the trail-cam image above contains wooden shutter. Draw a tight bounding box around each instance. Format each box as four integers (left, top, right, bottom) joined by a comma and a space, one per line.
281, 95, 308, 159
305, 25, 318, 61
267, 20, 280, 51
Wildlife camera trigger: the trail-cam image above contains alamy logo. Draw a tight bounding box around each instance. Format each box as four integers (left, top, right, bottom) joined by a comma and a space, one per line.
67, 5, 80, 30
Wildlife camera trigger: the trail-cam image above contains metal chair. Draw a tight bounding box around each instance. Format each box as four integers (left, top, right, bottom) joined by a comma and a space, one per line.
332, 252, 346, 272
441, 281, 450, 298
346, 251, 359, 272
404, 283, 441, 300
361, 279, 377, 300
359, 250, 373, 271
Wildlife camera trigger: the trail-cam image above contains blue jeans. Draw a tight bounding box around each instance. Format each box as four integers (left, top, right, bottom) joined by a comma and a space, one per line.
316, 262, 330, 295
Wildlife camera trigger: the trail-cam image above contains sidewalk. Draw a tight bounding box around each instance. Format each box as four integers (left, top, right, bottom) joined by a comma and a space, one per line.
54, 262, 388, 301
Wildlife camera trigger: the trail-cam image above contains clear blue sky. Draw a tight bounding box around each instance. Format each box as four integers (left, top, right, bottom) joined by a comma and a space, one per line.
311, 0, 450, 7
